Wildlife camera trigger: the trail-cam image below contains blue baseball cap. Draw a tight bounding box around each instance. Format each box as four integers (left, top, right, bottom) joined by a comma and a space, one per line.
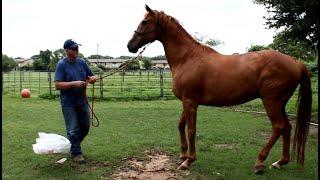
63, 39, 81, 51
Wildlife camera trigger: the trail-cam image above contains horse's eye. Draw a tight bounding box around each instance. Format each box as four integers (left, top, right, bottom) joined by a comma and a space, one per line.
142, 20, 148, 25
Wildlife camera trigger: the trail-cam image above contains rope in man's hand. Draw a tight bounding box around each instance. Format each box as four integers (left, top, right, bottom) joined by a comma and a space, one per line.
87, 43, 151, 127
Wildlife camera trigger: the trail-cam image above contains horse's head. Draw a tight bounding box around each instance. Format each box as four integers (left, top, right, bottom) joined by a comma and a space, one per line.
127, 5, 159, 53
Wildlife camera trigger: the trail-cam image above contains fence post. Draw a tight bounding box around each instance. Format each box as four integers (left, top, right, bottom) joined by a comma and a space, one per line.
122, 70, 125, 82
13, 71, 16, 94
39, 71, 41, 94
160, 68, 164, 97
19, 69, 22, 92
48, 71, 52, 95
120, 70, 123, 96
2, 72, 3, 94
140, 69, 142, 97
29, 71, 31, 91
99, 73, 103, 99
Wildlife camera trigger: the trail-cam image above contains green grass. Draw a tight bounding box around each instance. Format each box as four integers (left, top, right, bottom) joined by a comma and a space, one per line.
2, 96, 318, 179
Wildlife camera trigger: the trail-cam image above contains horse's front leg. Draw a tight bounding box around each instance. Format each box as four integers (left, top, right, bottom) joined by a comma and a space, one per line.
178, 100, 198, 170
178, 109, 188, 165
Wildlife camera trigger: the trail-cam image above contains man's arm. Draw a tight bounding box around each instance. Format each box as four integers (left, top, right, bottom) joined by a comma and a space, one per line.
82, 60, 97, 84
55, 81, 87, 90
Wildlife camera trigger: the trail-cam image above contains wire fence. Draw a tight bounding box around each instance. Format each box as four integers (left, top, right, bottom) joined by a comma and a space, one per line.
2, 69, 318, 123
2, 69, 174, 99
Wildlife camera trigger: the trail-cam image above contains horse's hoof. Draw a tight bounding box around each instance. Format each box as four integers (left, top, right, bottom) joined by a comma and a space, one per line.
177, 160, 189, 170
269, 161, 281, 169
254, 165, 265, 174
177, 157, 187, 165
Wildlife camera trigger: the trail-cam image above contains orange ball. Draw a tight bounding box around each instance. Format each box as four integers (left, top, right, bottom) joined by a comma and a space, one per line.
21, 89, 31, 98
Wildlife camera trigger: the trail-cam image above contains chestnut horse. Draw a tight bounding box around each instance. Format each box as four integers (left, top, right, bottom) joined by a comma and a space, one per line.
127, 5, 312, 174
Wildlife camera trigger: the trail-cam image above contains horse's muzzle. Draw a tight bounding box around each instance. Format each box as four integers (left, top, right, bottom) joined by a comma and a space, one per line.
127, 43, 138, 53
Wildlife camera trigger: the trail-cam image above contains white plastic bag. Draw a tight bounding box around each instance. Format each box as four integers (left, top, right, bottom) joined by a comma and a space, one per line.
32, 132, 71, 154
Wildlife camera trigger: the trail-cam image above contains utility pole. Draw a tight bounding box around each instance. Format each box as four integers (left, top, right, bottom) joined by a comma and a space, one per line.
97, 43, 99, 65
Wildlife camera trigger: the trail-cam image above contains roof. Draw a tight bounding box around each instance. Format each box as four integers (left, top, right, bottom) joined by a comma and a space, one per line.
87, 59, 168, 64
14, 58, 33, 62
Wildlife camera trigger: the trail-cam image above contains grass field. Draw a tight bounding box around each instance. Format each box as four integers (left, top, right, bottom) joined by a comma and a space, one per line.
2, 96, 318, 179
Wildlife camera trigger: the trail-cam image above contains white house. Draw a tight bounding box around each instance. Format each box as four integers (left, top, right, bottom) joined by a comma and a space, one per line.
88, 59, 169, 69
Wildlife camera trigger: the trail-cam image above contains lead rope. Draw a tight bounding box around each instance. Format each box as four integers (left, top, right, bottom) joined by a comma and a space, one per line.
87, 43, 151, 127
88, 83, 99, 127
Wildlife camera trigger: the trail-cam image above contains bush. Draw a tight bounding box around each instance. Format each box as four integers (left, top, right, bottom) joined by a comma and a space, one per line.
89, 65, 104, 74
39, 93, 60, 100
97, 64, 107, 71
305, 62, 318, 77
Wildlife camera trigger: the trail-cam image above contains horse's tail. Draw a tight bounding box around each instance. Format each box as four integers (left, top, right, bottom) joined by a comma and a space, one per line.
292, 62, 312, 166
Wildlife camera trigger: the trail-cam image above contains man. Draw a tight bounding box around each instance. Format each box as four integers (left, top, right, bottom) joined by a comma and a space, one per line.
54, 39, 97, 163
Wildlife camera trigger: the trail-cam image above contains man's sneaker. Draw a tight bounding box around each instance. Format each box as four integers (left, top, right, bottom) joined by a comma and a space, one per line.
71, 154, 86, 163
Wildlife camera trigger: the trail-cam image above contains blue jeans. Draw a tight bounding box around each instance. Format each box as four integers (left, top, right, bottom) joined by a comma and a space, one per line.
62, 104, 90, 155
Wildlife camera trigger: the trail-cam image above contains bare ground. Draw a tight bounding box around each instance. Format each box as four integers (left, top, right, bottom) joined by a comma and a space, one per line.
112, 150, 187, 180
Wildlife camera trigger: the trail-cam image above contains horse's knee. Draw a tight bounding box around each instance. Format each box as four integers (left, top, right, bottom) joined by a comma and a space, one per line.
178, 121, 186, 132
281, 123, 291, 136
188, 128, 196, 138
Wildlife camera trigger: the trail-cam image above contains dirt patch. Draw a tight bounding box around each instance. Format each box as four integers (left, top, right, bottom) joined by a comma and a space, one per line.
112, 150, 184, 180
309, 125, 318, 138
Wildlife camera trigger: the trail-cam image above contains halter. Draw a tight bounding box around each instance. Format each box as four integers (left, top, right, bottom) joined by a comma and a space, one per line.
134, 17, 160, 36
134, 28, 157, 36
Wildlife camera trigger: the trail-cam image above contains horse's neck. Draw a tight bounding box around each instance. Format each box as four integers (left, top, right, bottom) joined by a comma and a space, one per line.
159, 32, 200, 71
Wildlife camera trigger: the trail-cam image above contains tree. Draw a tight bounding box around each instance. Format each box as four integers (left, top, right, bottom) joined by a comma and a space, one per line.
151, 55, 167, 60
33, 59, 47, 70
30, 55, 40, 59
247, 32, 317, 61
205, 39, 224, 47
269, 32, 317, 61
116, 56, 133, 59
49, 49, 66, 71
247, 44, 269, 52
141, 57, 152, 69
2, 54, 17, 71
87, 55, 103, 59
124, 60, 140, 70
193, 32, 224, 47
87, 55, 113, 59
253, 0, 319, 48
39, 49, 52, 70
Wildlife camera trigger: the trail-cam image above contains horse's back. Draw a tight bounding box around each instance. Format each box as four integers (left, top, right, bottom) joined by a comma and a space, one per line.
182, 50, 301, 105
244, 50, 302, 99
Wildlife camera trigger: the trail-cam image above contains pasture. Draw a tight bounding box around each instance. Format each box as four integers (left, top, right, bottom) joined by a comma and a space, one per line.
2, 95, 318, 179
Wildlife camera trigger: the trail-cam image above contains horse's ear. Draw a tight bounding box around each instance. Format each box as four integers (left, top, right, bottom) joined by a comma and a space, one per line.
145, 4, 153, 13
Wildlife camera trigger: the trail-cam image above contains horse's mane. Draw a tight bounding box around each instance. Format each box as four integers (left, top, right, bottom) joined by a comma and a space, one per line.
154, 11, 218, 53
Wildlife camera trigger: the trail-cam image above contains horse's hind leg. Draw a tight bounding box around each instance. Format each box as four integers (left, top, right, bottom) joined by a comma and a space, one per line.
178, 109, 188, 165
254, 98, 290, 174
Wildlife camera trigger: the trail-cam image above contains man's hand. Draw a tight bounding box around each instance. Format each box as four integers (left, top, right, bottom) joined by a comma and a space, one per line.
87, 76, 97, 84
72, 81, 87, 89
55, 81, 87, 90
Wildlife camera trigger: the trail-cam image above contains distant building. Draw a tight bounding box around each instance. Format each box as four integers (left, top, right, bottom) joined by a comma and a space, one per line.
87, 59, 169, 69
14, 58, 34, 68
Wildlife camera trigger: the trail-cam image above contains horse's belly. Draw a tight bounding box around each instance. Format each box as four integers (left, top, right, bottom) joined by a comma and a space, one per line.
200, 86, 259, 106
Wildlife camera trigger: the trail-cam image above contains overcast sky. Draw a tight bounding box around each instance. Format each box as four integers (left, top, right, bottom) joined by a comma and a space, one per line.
2, 0, 276, 58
